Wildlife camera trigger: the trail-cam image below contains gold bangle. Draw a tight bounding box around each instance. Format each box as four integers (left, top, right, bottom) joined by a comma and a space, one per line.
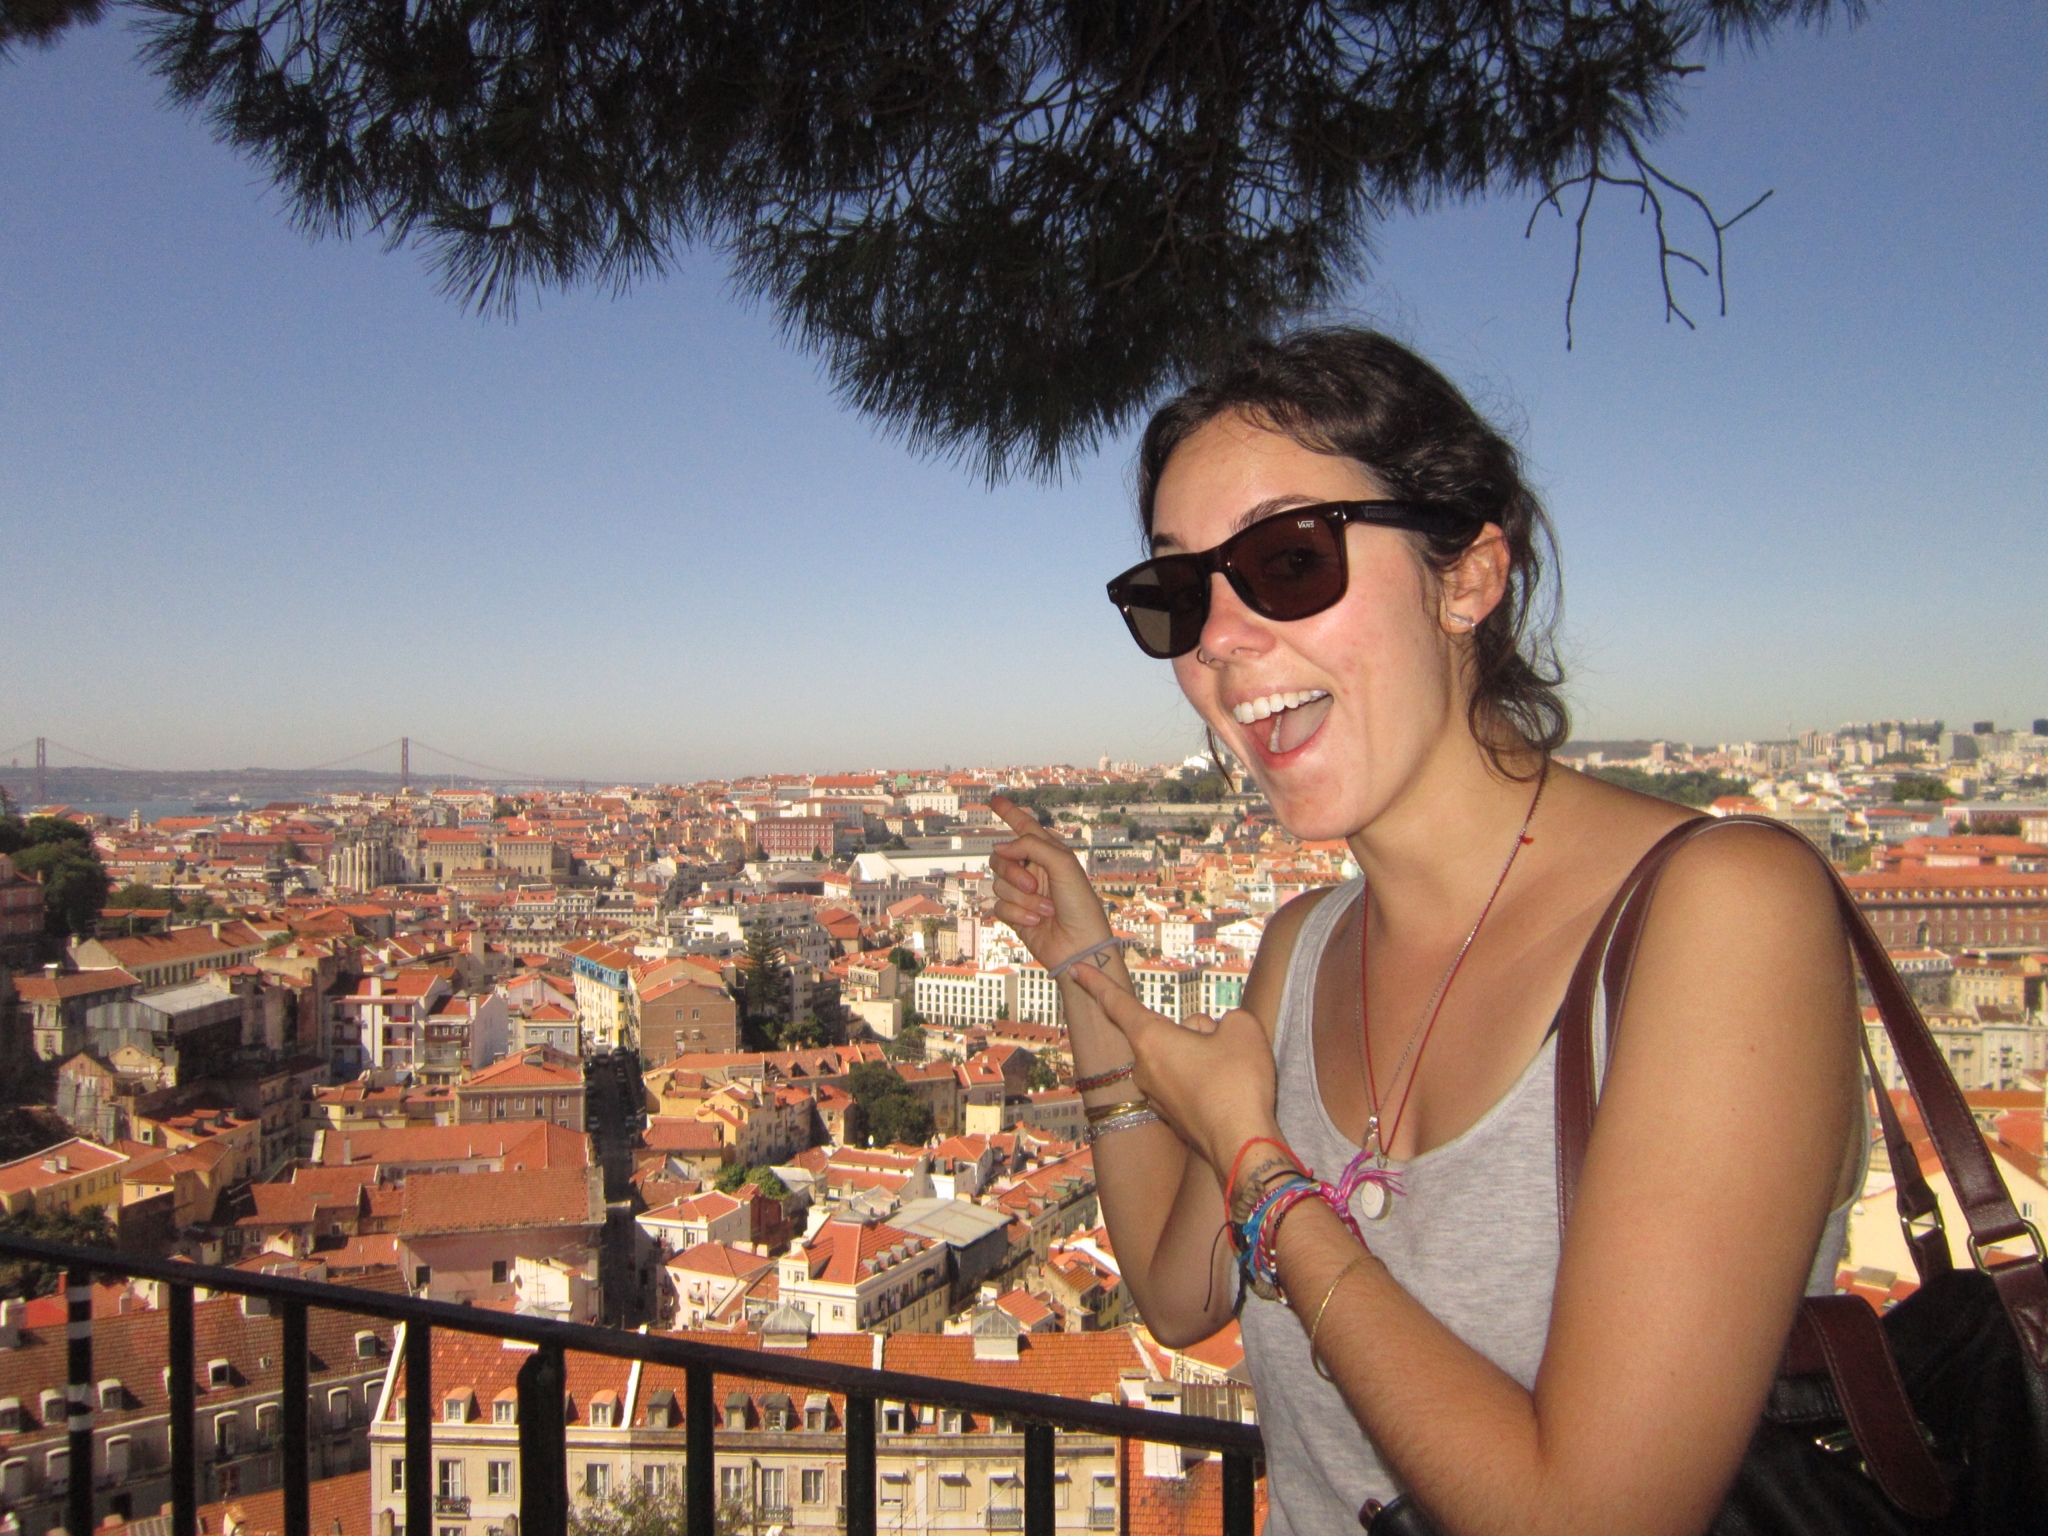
1084, 1096, 1150, 1125
1303, 1253, 1373, 1381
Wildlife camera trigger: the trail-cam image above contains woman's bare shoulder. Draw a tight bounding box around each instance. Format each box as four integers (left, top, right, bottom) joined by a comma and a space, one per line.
1240, 882, 1348, 1029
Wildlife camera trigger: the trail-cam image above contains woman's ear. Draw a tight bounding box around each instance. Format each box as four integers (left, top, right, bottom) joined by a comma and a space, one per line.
1439, 523, 1510, 632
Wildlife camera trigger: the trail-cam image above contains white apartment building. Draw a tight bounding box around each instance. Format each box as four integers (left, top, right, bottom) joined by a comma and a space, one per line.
1128, 959, 1200, 1023
778, 1218, 951, 1335
913, 966, 1010, 1030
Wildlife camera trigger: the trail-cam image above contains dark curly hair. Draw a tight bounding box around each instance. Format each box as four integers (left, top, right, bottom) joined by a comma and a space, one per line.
1136, 328, 1567, 775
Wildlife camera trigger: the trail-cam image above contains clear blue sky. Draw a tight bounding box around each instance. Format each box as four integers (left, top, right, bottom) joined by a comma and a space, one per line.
2, 2, 2043, 781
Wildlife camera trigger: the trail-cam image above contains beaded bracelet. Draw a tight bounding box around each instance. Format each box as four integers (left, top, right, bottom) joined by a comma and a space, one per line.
1072, 1062, 1135, 1094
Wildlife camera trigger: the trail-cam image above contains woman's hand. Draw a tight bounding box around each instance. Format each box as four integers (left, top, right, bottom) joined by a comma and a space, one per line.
1064, 963, 1281, 1180
987, 795, 1117, 970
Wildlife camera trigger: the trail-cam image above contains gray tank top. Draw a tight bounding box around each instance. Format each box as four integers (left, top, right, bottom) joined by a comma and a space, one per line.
1242, 879, 1858, 1534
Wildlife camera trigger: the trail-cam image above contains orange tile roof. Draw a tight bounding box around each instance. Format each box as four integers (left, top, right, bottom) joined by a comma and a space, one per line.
397, 1164, 601, 1235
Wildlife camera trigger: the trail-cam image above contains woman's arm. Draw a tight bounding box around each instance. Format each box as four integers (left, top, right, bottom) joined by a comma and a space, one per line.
1071, 823, 1861, 1536
986, 797, 1322, 1343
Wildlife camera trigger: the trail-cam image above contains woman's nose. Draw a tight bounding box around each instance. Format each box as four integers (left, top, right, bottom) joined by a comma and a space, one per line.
1197, 571, 1276, 662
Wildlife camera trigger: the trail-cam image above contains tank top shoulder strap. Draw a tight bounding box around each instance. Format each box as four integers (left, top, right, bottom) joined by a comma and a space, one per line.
1271, 878, 1364, 1063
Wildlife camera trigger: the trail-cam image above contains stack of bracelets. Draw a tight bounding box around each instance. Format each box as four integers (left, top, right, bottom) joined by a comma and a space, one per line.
1228, 1138, 1375, 1303
1074, 1061, 1160, 1143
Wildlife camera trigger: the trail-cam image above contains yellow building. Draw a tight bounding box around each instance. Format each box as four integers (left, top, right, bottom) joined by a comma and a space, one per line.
0, 1136, 129, 1217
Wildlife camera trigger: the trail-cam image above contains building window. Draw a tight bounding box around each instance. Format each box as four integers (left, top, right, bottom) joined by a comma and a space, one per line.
105, 1435, 132, 1482
879, 1474, 907, 1508
642, 1465, 664, 1496
214, 1414, 238, 1458
0, 1458, 25, 1500
800, 1469, 825, 1505
760, 1468, 785, 1509
493, 1399, 516, 1425
256, 1404, 280, 1444
328, 1388, 353, 1427
47, 1448, 70, 1490
719, 1467, 747, 1504
491, 1260, 508, 1285
414, 1266, 432, 1291
392, 1459, 406, 1494
583, 1463, 611, 1499
443, 1396, 468, 1424
488, 1461, 514, 1498
438, 1460, 464, 1500
938, 1476, 966, 1510
882, 1407, 904, 1434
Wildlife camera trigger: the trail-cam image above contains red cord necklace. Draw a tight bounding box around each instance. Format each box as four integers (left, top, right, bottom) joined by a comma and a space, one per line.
1354, 769, 1547, 1216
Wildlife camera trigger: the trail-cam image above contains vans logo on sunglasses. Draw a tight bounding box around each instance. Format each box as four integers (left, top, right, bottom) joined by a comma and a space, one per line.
1296, 519, 1315, 527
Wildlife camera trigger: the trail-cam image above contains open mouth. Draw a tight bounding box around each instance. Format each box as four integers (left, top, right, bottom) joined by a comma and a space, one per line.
1231, 689, 1333, 757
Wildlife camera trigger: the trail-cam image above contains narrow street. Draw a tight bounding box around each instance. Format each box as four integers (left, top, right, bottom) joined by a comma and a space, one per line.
585, 1049, 645, 1327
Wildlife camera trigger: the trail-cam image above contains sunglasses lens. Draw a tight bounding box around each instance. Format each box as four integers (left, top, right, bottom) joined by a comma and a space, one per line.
1115, 559, 1208, 658
1234, 514, 1348, 619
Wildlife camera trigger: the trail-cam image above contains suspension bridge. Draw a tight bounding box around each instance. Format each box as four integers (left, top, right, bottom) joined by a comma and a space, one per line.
0, 734, 605, 804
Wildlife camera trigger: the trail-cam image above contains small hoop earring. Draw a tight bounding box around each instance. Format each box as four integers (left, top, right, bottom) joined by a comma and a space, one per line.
1447, 612, 1477, 632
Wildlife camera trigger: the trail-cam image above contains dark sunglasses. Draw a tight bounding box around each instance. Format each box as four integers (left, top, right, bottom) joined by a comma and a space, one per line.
1105, 500, 1474, 659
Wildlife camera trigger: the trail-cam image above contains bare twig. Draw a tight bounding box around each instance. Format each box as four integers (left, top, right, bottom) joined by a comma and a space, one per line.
1526, 131, 1773, 347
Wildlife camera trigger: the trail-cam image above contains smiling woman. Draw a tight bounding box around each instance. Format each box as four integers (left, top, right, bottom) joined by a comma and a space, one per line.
986, 328, 1881, 1536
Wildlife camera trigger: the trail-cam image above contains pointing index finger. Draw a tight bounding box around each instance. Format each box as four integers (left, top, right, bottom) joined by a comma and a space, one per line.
989, 794, 1043, 839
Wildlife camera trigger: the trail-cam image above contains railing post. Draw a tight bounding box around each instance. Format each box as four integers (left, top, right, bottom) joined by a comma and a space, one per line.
281, 1300, 309, 1536
1022, 1422, 1054, 1536
842, 1394, 874, 1536
685, 1363, 713, 1536
1221, 1452, 1257, 1536
405, 1322, 432, 1536
65, 1265, 92, 1536
169, 1284, 195, 1536
516, 1345, 567, 1536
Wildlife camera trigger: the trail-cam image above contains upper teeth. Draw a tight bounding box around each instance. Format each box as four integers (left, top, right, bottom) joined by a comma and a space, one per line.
1231, 690, 1328, 725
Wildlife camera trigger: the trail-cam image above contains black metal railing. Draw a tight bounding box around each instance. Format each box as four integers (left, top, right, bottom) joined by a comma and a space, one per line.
0, 1234, 1262, 1536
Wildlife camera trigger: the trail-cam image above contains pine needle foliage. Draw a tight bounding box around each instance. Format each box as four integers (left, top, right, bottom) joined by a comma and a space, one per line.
114, 0, 1862, 479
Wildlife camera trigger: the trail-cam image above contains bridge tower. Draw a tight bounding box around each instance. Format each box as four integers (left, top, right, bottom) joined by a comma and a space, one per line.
33, 737, 45, 805
400, 737, 410, 794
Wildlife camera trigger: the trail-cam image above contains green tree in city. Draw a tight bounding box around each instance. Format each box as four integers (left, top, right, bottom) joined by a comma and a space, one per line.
0, 1206, 115, 1300
568, 1478, 753, 1536
1892, 775, 1954, 803
714, 1161, 751, 1194
882, 1022, 927, 1063
740, 926, 788, 1030
105, 882, 183, 913
12, 841, 111, 938
1026, 1057, 1060, 1092
846, 1061, 935, 1148
1584, 766, 1753, 808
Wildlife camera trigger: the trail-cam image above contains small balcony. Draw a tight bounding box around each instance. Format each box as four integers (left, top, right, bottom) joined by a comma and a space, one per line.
1088, 1508, 1117, 1530
986, 1510, 1024, 1531
435, 1495, 471, 1515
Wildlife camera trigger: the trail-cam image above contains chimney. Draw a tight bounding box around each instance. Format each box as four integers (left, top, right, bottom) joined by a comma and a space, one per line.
43, 963, 60, 980
210, 921, 223, 939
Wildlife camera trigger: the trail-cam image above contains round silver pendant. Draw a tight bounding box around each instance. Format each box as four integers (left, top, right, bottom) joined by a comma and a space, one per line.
1351, 1180, 1392, 1223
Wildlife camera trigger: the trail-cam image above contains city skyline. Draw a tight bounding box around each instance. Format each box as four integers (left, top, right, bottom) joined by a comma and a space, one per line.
3, 1, 2044, 779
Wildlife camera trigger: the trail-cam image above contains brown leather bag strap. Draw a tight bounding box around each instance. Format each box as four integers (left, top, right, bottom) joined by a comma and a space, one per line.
1551, 813, 2048, 1376
1553, 815, 1722, 1231
1783, 1296, 1951, 1518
